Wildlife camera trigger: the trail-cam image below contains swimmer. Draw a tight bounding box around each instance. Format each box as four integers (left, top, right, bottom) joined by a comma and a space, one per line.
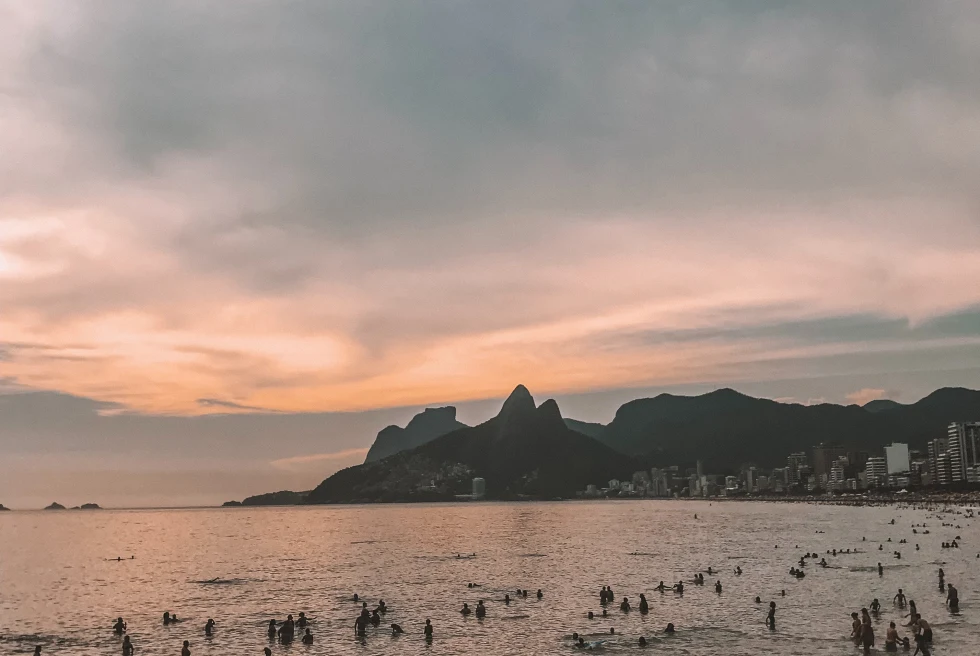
204, 618, 214, 636
894, 589, 906, 607
113, 617, 127, 634
537, 589, 543, 599
122, 636, 134, 656
878, 562, 884, 576
885, 621, 899, 652
268, 620, 277, 640
264, 649, 272, 656
181, 641, 190, 656
620, 597, 631, 612
664, 623, 675, 634
302, 629, 313, 644
655, 581, 666, 592
715, 580, 722, 593
638, 636, 647, 647
851, 613, 862, 642
602, 608, 608, 617
755, 596, 761, 604
871, 598, 881, 613
505, 594, 511, 604
460, 603, 472, 616
34, 648, 41, 656
354, 611, 369, 638
946, 584, 959, 611
370, 609, 381, 626
475, 600, 486, 618
353, 593, 359, 602
378, 599, 386, 613
390, 623, 404, 636
587, 612, 594, 619
297, 612, 308, 628
424, 619, 433, 640
673, 581, 684, 594
767, 602, 776, 629
638, 593, 649, 614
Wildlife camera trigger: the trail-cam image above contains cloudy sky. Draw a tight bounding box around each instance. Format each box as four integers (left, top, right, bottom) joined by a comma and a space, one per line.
2, 2, 979, 507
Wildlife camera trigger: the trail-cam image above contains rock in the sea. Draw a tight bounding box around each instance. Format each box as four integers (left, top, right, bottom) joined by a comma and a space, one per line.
44, 502, 66, 510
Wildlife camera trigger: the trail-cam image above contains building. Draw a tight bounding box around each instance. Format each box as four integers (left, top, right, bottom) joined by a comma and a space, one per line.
866, 456, 887, 487
472, 477, 486, 499
812, 444, 849, 478
608, 479, 621, 491
947, 422, 980, 483
744, 467, 756, 493
884, 443, 910, 475
649, 468, 668, 497
829, 456, 849, 490
787, 452, 808, 486
928, 438, 948, 484
935, 453, 953, 486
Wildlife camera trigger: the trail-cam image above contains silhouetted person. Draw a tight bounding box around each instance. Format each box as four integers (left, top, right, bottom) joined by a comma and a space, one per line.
34, 648, 41, 656
370, 609, 381, 626
664, 623, 675, 634
620, 597, 631, 612
204, 619, 214, 636
475, 600, 486, 618
424, 619, 433, 640
715, 580, 722, 593
587, 611, 594, 619
537, 589, 543, 599
113, 617, 127, 634
354, 611, 369, 637
268, 620, 277, 640
505, 594, 511, 604
460, 603, 471, 616
638, 593, 649, 613
297, 612, 308, 628
391, 623, 404, 635
181, 641, 190, 656
122, 636, 134, 656
264, 648, 272, 656
638, 636, 647, 647
302, 629, 313, 644
767, 602, 776, 629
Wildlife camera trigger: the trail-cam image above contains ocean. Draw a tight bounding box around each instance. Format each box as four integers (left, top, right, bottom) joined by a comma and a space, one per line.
0, 500, 976, 655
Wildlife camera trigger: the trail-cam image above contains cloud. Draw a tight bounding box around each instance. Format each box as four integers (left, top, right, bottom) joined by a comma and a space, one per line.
0, 1, 978, 419
196, 398, 280, 413
846, 388, 889, 406
270, 448, 370, 473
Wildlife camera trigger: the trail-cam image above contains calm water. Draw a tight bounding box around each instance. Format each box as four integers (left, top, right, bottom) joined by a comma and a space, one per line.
0, 501, 977, 655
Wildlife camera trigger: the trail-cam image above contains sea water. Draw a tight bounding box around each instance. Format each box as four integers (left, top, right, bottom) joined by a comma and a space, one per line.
0, 500, 977, 655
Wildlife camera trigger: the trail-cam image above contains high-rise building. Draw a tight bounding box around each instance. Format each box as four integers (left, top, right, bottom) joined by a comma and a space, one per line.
812, 444, 849, 478
947, 422, 980, 483
787, 452, 808, 485
884, 443, 910, 475
866, 456, 887, 487
935, 453, 952, 486
928, 438, 948, 483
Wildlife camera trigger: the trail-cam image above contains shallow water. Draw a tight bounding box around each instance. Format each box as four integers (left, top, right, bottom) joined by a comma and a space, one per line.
0, 501, 977, 655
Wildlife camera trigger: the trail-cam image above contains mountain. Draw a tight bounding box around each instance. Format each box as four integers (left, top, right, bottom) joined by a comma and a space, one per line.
598, 387, 980, 470
307, 385, 637, 503
240, 490, 308, 506
364, 406, 467, 463
564, 418, 606, 439
863, 399, 903, 413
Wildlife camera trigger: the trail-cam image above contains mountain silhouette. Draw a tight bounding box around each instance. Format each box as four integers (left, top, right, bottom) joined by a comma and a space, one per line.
307, 385, 636, 503
364, 406, 467, 463
598, 386, 980, 470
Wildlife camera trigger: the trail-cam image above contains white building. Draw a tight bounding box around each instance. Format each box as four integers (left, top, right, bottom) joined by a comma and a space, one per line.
866, 456, 887, 487
947, 422, 980, 483
884, 443, 910, 475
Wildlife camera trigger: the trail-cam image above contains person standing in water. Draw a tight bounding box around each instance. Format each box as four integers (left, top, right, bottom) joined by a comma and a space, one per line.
767, 602, 776, 630
894, 589, 906, 607
638, 594, 649, 614
302, 629, 313, 644
113, 618, 127, 634
122, 636, 134, 656
424, 619, 433, 640
204, 619, 215, 636
181, 641, 190, 656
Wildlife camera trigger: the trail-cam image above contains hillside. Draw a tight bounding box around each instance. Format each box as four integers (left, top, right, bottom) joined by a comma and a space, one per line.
598, 387, 980, 469
307, 385, 637, 503
364, 406, 467, 463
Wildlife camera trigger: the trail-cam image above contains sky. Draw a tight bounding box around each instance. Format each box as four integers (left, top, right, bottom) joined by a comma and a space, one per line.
1, 1, 979, 508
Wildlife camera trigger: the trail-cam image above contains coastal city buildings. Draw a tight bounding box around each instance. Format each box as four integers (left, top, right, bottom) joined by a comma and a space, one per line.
577, 417, 979, 499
